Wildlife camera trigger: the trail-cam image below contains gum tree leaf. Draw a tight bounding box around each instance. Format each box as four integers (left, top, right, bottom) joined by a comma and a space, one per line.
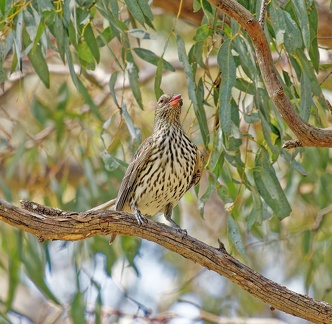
22, 26, 50, 88
299, 72, 312, 122
253, 148, 291, 220
109, 71, 120, 108
128, 29, 156, 39
133, 48, 174, 71
154, 58, 163, 99
84, 23, 100, 63
193, 24, 212, 42
228, 215, 245, 257
198, 173, 216, 218
292, 0, 310, 50
177, 34, 209, 148
308, 3, 319, 71
218, 38, 236, 136
283, 11, 302, 53
124, 0, 145, 26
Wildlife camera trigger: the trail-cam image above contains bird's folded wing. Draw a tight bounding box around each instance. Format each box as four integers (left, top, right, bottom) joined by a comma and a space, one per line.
115, 137, 154, 211
188, 149, 205, 190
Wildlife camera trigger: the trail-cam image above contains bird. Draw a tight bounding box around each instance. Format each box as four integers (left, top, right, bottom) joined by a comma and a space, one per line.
90, 93, 204, 242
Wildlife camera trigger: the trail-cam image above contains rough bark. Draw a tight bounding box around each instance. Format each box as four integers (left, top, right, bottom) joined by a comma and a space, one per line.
0, 197, 331, 323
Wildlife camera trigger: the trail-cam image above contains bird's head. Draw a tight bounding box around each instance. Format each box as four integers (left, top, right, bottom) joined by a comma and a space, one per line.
155, 93, 183, 126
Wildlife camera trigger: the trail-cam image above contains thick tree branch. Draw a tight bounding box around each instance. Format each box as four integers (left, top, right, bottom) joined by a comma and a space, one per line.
0, 197, 331, 323
207, 0, 332, 148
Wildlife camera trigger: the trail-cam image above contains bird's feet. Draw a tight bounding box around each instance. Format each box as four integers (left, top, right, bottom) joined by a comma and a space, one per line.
134, 208, 148, 225
168, 219, 187, 239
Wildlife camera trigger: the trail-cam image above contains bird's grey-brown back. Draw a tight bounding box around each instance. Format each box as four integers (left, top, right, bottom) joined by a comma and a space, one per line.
115, 93, 203, 219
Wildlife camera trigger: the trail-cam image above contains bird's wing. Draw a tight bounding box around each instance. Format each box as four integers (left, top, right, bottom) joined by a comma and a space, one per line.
115, 137, 154, 211
187, 149, 204, 190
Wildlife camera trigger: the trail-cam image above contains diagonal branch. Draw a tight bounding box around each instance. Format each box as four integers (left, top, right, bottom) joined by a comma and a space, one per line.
0, 197, 331, 323
208, 0, 332, 148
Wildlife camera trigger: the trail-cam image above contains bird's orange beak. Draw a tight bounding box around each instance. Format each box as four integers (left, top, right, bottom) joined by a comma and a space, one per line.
169, 94, 182, 107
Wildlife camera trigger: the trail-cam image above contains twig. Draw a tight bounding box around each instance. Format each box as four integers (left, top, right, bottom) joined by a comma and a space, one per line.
258, 0, 268, 29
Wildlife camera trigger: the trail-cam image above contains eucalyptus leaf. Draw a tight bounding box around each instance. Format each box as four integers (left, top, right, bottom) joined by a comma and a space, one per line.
228, 215, 245, 257
176, 34, 209, 148
292, 0, 310, 50
253, 148, 291, 220
125, 0, 145, 26
129, 29, 156, 39
299, 72, 312, 122
218, 39, 236, 136
133, 48, 174, 72
198, 173, 216, 218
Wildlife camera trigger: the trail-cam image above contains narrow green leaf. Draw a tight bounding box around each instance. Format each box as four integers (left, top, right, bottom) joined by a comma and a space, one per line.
198, 173, 216, 218
217, 39, 236, 136
77, 40, 94, 63
189, 42, 207, 70
84, 23, 100, 63
22, 28, 50, 88
247, 188, 263, 229
253, 148, 291, 220
228, 215, 245, 256
0, 44, 5, 87
291, 158, 308, 176
308, 3, 319, 72
283, 11, 302, 53
6, 232, 21, 311
63, 37, 101, 118
120, 236, 142, 275
30, 20, 46, 55
121, 102, 142, 145
70, 291, 87, 324
154, 58, 163, 99
0, 0, 5, 15
96, 27, 115, 47
292, 0, 310, 50
109, 71, 120, 108
296, 50, 329, 111
127, 62, 143, 109
269, 0, 286, 47
128, 29, 155, 39
193, 0, 201, 12
193, 24, 212, 42
299, 72, 312, 122
37, 0, 55, 11
176, 34, 209, 148
133, 48, 175, 71
209, 128, 224, 174
201, 0, 215, 19
22, 240, 60, 304
303, 230, 311, 256
89, 237, 117, 276
137, 0, 154, 24
53, 14, 66, 63
125, 0, 145, 26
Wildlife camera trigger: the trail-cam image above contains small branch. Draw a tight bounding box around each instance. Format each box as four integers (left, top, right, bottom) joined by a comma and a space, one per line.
258, 0, 268, 29
0, 197, 331, 323
282, 139, 303, 149
208, 0, 332, 148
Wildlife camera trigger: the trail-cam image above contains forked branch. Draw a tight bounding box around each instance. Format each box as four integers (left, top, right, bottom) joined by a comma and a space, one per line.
0, 197, 331, 323
206, 0, 332, 148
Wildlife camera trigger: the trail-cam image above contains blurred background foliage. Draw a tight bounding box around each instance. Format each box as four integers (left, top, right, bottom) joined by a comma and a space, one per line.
0, 0, 332, 323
